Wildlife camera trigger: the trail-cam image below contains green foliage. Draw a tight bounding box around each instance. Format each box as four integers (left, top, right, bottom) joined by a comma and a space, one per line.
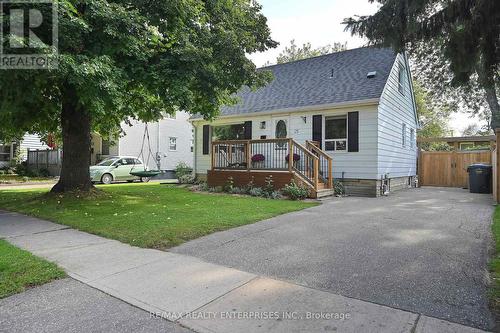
263, 175, 274, 196
489, 206, 500, 317
249, 187, 264, 197
344, 0, 500, 127
274, 40, 347, 64
427, 143, 453, 152
0, 240, 65, 298
14, 163, 36, 177
223, 176, 235, 193
178, 174, 195, 184
282, 181, 309, 200
414, 80, 450, 138
175, 162, 193, 178
333, 180, 345, 196
0, 0, 277, 162
0, 183, 316, 249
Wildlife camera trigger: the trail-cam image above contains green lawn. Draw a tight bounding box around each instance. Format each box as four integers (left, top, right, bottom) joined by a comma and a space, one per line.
491, 206, 500, 315
0, 240, 65, 298
0, 174, 55, 184
0, 183, 317, 249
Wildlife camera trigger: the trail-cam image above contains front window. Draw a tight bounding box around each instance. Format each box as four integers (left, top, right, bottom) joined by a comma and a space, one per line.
402, 124, 407, 147
102, 140, 111, 155
398, 64, 405, 95
0, 143, 11, 162
97, 158, 118, 166
325, 116, 347, 151
169, 137, 177, 151
410, 128, 415, 148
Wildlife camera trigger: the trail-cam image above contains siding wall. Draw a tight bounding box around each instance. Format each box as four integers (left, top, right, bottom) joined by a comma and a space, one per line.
377, 54, 418, 178
20, 134, 48, 160
193, 104, 379, 179
20, 134, 48, 151
116, 111, 194, 170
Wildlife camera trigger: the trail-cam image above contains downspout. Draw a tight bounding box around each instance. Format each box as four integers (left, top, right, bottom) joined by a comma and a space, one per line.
193, 122, 197, 178
156, 121, 161, 171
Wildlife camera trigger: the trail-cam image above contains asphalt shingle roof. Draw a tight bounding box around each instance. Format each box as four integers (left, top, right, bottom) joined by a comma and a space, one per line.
218, 47, 397, 117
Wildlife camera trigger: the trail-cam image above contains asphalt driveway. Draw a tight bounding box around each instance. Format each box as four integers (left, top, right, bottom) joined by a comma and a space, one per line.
172, 187, 495, 330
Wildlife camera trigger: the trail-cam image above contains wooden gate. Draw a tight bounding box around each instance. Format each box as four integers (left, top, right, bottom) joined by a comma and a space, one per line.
419, 150, 492, 188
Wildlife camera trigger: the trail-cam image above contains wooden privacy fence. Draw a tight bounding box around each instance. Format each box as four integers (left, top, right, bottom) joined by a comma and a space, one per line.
418, 150, 491, 188
27, 148, 62, 176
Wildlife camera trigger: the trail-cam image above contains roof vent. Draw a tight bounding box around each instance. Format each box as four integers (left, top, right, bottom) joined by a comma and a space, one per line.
367, 71, 377, 78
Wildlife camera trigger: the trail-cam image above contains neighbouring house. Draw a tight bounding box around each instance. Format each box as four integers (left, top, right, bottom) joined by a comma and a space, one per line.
0, 134, 49, 168
191, 47, 418, 197
91, 111, 194, 177
418, 135, 495, 151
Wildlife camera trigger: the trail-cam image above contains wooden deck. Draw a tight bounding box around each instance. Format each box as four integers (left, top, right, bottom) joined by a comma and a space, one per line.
208, 138, 333, 198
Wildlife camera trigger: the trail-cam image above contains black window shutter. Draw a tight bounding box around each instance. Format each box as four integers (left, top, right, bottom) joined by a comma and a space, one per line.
202, 125, 210, 155
312, 115, 322, 149
243, 121, 252, 140
348, 112, 359, 152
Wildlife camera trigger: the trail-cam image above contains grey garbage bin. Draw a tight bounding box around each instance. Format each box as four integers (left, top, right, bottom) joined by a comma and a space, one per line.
467, 164, 492, 194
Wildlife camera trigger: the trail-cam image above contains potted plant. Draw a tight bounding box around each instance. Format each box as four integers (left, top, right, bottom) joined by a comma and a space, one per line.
285, 153, 300, 167
251, 154, 265, 168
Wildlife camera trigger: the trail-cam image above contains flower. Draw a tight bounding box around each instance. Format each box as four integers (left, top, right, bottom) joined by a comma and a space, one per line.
285, 153, 300, 162
251, 154, 265, 162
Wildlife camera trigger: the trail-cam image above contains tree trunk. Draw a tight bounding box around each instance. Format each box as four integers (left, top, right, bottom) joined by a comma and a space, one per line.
51, 94, 93, 193
486, 82, 500, 129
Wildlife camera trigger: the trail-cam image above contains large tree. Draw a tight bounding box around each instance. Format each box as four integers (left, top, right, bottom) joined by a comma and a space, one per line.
272, 39, 347, 65
414, 80, 450, 139
0, 0, 276, 192
344, 0, 500, 128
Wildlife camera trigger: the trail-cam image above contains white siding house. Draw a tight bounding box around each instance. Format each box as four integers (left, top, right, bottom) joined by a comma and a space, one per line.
92, 111, 194, 175
0, 134, 48, 168
192, 47, 418, 197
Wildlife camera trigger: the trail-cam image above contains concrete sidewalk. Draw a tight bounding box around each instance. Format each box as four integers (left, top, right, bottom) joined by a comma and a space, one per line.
0, 210, 489, 333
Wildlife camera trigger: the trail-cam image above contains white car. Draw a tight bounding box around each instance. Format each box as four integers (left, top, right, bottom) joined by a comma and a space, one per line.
90, 156, 150, 184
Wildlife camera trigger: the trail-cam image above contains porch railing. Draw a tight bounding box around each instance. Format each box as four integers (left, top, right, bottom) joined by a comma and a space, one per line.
306, 141, 333, 189
211, 138, 332, 191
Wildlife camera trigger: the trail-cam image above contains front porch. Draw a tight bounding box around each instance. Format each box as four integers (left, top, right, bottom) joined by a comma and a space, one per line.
207, 138, 333, 198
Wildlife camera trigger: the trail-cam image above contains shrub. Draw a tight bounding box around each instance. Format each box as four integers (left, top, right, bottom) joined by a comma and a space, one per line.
14, 163, 35, 177
230, 187, 245, 195
22, 176, 29, 182
178, 174, 195, 184
249, 187, 264, 197
198, 182, 210, 192
175, 162, 193, 178
263, 175, 274, 196
223, 176, 234, 192
334, 180, 345, 196
38, 168, 51, 177
242, 177, 255, 194
251, 154, 265, 162
282, 181, 309, 200
267, 190, 282, 200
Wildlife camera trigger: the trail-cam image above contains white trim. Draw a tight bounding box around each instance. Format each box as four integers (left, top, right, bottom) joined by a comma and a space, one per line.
323, 114, 348, 153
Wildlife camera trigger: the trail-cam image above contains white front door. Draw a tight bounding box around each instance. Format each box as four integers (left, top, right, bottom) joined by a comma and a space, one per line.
272, 117, 289, 169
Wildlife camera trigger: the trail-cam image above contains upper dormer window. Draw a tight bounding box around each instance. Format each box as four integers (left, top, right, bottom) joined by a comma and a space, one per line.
398, 64, 405, 95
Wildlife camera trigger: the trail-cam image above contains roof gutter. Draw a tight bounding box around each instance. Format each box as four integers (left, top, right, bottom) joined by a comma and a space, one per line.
190, 98, 380, 122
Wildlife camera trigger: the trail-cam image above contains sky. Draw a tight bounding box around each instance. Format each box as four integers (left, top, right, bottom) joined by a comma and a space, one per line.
248, 0, 483, 134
